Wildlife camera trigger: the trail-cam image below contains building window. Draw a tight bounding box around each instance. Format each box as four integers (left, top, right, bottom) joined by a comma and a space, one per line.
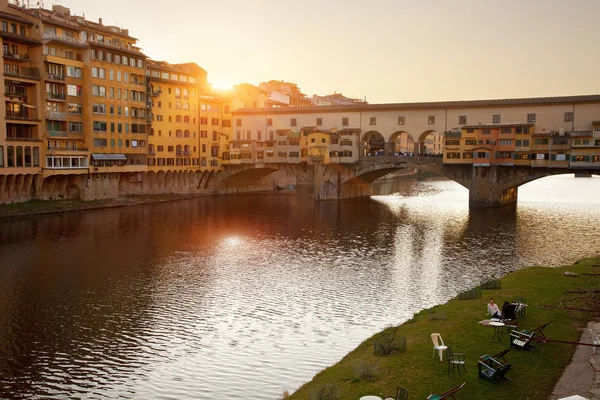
316, 118, 322, 126
428, 116, 435, 125
458, 115, 467, 125
564, 112, 573, 122
369, 117, 376, 125
398, 116, 405, 125
492, 114, 501, 124
527, 113, 536, 123
236, 118, 242, 127
342, 117, 349, 126
267, 118, 273, 126
291, 118, 297, 127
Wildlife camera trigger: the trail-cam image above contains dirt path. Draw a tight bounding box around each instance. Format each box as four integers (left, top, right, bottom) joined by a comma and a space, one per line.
551, 321, 600, 400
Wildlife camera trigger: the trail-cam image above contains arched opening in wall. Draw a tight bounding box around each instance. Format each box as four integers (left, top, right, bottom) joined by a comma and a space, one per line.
361, 131, 385, 156
417, 130, 443, 156
389, 131, 415, 155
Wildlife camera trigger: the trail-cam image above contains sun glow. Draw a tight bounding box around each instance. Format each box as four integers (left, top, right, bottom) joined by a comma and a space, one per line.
210, 81, 234, 91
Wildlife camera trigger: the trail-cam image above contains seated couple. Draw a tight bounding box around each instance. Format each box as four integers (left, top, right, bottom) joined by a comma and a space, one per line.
487, 298, 515, 319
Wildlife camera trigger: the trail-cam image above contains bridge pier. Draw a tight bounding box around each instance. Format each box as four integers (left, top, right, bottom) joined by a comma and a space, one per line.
468, 166, 519, 207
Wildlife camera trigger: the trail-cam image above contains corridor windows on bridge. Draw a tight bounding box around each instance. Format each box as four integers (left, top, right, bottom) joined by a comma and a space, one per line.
445, 139, 460, 146
492, 114, 501, 124
527, 113, 536, 123
463, 152, 473, 159
316, 118, 322, 126
564, 112, 574, 122
482, 129, 491, 135
369, 117, 376, 125
290, 118, 297, 127
447, 152, 461, 159
500, 127, 512, 134
342, 117, 349, 126
459, 115, 467, 125
465, 139, 477, 145
515, 126, 530, 134
398, 116, 405, 125
428, 116, 435, 124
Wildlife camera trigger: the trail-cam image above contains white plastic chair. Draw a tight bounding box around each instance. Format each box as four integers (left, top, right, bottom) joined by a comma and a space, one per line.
590, 328, 600, 355
431, 333, 448, 362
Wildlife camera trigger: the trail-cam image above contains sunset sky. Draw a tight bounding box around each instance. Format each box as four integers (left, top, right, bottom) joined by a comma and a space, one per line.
52, 0, 600, 104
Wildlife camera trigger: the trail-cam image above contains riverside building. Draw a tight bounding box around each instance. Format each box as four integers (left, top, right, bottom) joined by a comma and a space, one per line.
1, 1, 600, 204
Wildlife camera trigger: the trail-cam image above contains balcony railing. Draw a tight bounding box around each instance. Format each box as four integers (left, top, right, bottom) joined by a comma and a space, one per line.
45, 72, 65, 81
4, 90, 26, 100
6, 110, 38, 120
46, 92, 67, 100
47, 147, 88, 152
47, 131, 68, 137
5, 66, 40, 80
6, 132, 38, 141
46, 111, 67, 120
42, 32, 85, 46
3, 52, 29, 61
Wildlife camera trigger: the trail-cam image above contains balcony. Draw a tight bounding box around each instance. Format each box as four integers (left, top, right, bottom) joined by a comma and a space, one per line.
6, 109, 38, 121
41, 32, 86, 47
45, 72, 65, 82
47, 147, 88, 153
47, 130, 68, 137
3, 52, 29, 61
4, 90, 26, 100
46, 92, 66, 101
5, 66, 40, 80
6, 132, 39, 141
46, 111, 67, 120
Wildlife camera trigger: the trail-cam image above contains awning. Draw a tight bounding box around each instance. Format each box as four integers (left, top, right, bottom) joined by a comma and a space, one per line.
91, 153, 127, 160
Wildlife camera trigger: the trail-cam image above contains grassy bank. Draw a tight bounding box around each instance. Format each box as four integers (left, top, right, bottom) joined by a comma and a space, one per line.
288, 259, 599, 399
0, 193, 199, 219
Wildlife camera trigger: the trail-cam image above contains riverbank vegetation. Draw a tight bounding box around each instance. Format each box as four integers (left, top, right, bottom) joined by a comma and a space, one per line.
287, 258, 599, 399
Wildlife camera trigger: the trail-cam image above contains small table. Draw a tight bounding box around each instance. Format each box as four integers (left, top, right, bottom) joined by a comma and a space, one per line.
489, 321, 505, 341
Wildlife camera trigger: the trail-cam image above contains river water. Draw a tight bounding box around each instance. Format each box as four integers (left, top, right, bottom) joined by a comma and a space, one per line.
0, 175, 599, 399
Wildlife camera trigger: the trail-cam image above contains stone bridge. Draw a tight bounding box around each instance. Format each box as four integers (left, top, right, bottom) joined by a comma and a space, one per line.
213, 157, 600, 207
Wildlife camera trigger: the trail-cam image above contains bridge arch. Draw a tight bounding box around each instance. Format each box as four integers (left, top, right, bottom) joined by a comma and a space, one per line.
416, 130, 443, 156
361, 131, 385, 156
389, 131, 415, 155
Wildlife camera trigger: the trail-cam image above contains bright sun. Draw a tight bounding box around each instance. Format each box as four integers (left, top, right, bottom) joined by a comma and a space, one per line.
211, 81, 233, 91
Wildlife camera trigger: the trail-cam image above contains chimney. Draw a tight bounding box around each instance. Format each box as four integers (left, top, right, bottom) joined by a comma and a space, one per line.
98, 17, 102, 25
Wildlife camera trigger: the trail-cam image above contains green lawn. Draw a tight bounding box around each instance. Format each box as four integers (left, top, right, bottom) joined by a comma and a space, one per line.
288, 259, 599, 400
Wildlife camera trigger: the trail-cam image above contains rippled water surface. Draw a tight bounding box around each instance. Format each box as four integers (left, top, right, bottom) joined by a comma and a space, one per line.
1, 175, 599, 399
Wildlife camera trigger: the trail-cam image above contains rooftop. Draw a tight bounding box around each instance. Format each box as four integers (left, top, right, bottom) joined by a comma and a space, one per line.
234, 94, 600, 115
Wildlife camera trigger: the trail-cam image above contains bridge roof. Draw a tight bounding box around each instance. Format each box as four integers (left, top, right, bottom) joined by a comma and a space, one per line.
233, 94, 600, 115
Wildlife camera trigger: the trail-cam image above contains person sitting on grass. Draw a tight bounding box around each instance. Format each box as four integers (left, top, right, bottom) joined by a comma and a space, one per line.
487, 298, 502, 319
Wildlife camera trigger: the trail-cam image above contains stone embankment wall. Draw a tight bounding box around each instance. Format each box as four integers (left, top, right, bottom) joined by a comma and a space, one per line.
0, 164, 316, 204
